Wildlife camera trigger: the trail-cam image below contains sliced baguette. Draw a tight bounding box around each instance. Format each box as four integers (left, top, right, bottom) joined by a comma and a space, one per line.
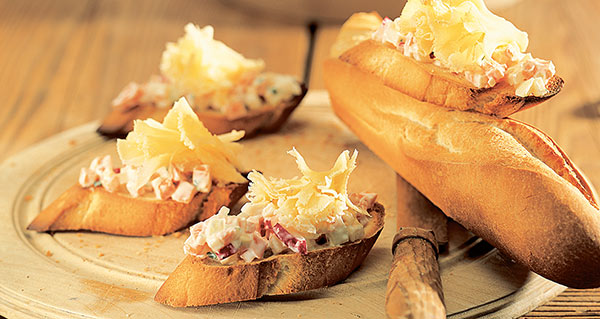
333, 13, 563, 118
97, 84, 307, 139
27, 181, 248, 237
154, 202, 385, 307
323, 57, 600, 288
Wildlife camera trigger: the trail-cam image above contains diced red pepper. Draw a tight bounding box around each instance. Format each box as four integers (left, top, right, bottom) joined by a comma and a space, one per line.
272, 223, 307, 255
261, 219, 270, 237
216, 243, 237, 260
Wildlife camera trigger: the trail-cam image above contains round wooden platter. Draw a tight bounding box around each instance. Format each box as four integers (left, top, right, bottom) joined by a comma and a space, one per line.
0, 91, 565, 318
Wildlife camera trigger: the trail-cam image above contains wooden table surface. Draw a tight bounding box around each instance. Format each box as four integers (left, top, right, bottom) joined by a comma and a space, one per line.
1, 0, 599, 317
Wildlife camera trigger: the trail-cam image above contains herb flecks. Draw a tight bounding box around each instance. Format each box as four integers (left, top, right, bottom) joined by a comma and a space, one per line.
206, 251, 218, 260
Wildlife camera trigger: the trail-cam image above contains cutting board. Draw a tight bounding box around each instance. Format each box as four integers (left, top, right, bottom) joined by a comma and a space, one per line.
0, 91, 565, 318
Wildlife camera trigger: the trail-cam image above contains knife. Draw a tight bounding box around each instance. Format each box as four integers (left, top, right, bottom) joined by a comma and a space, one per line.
385, 174, 447, 319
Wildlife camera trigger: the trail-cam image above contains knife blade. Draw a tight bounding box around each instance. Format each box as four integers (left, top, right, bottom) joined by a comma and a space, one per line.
385, 174, 447, 319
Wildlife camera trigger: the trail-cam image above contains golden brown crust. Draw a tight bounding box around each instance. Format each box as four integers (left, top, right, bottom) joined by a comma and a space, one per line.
97, 84, 307, 139
154, 203, 385, 307
323, 57, 600, 288
27, 181, 248, 237
340, 40, 563, 118
498, 119, 598, 209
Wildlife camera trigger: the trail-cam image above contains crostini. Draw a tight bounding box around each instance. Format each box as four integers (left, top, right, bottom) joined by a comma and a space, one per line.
98, 23, 307, 138
28, 97, 249, 236
155, 149, 384, 307
330, 7, 563, 118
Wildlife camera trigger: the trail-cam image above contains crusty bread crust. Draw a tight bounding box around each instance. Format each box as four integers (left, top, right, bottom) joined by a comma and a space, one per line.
323, 58, 600, 288
27, 181, 248, 236
340, 40, 563, 118
97, 84, 307, 139
154, 203, 385, 307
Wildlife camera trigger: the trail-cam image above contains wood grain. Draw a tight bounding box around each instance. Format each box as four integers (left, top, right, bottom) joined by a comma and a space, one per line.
0, 0, 599, 317
0, 98, 566, 318
396, 174, 448, 246
386, 228, 445, 319
0, 0, 307, 161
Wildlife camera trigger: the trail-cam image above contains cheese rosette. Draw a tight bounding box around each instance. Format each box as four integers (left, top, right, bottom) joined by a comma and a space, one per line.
160, 23, 265, 103
116, 97, 246, 197
183, 149, 377, 264
111, 23, 302, 119
372, 0, 555, 97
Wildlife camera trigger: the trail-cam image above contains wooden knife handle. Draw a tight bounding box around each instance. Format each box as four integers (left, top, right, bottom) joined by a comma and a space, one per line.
396, 175, 448, 247
385, 227, 445, 319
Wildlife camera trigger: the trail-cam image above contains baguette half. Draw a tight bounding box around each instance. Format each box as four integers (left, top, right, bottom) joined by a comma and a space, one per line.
27, 181, 248, 237
97, 84, 307, 139
323, 57, 600, 288
154, 202, 385, 307
332, 13, 563, 118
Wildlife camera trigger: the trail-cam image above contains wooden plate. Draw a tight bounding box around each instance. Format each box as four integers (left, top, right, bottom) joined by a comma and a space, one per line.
0, 91, 565, 318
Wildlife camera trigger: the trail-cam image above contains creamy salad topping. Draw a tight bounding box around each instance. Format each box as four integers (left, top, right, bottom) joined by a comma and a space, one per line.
80, 97, 245, 202
112, 24, 302, 119
183, 149, 377, 264
372, 0, 555, 97
79, 156, 212, 203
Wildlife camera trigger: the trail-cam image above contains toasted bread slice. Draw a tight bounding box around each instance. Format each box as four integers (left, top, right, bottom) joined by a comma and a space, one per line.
97, 84, 307, 139
340, 40, 563, 118
332, 13, 563, 118
27, 181, 248, 237
154, 202, 385, 307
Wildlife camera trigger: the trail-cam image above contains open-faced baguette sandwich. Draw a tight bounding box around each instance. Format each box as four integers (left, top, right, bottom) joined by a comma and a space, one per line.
28, 98, 249, 236
98, 23, 307, 139
155, 149, 384, 307
324, 1, 600, 289
330, 6, 562, 118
